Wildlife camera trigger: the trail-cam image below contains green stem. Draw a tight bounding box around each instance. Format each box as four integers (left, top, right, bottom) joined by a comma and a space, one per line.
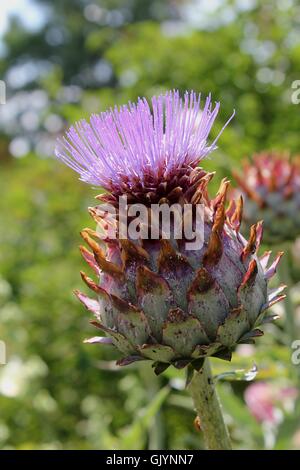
277, 244, 296, 341
188, 359, 232, 450
140, 364, 165, 449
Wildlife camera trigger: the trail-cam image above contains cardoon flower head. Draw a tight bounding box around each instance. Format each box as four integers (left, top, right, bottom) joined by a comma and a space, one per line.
56, 90, 284, 374
233, 151, 300, 244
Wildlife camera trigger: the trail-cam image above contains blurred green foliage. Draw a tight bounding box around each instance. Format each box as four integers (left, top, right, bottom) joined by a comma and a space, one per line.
0, 0, 300, 450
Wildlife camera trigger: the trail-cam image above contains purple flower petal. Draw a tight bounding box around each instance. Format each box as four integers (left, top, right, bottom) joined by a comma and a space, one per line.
55, 90, 234, 192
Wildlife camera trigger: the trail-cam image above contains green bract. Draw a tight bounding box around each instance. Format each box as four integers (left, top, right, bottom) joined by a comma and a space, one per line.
76, 171, 285, 374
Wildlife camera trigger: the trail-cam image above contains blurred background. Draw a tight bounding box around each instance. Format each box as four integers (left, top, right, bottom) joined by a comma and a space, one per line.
0, 0, 300, 450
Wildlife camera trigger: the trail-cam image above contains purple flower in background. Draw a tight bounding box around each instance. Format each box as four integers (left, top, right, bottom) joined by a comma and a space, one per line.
245, 382, 298, 425
55, 90, 234, 192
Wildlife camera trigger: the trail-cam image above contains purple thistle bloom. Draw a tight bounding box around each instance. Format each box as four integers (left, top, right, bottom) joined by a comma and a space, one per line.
55, 90, 234, 192
57, 88, 285, 396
